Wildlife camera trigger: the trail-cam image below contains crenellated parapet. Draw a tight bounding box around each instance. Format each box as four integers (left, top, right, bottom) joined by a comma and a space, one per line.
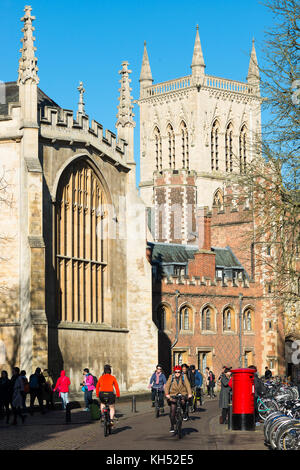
158, 272, 252, 289
39, 105, 129, 168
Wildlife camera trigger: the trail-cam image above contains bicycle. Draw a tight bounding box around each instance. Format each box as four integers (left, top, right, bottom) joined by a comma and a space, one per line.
190, 387, 202, 412
170, 394, 187, 439
153, 388, 164, 418
101, 397, 112, 437
257, 395, 279, 421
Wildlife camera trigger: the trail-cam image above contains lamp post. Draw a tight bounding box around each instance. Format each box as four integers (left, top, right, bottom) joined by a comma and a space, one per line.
239, 293, 243, 367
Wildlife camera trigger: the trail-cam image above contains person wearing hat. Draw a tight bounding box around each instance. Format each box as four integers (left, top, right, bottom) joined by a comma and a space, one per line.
219, 367, 232, 424
164, 365, 192, 433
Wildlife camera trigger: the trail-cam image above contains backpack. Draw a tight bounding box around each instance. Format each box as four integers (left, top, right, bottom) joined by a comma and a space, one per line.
188, 371, 195, 388
92, 375, 98, 389
29, 374, 39, 389
22, 377, 30, 394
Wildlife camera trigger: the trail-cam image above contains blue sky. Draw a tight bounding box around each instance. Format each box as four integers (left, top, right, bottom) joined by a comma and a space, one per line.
1, 0, 275, 185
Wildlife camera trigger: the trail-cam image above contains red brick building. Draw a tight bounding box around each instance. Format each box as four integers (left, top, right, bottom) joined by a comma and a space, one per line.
148, 182, 285, 380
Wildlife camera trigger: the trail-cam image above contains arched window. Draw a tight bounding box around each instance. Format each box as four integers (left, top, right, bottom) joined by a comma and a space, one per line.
225, 123, 233, 173
223, 307, 235, 331
213, 188, 224, 211
167, 124, 175, 170
55, 159, 107, 323
239, 125, 247, 174
243, 308, 253, 331
211, 120, 219, 171
180, 121, 189, 170
180, 306, 190, 330
201, 306, 213, 331
154, 127, 162, 171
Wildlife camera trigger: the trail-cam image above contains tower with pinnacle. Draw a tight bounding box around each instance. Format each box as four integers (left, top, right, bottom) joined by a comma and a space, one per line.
138, 28, 262, 244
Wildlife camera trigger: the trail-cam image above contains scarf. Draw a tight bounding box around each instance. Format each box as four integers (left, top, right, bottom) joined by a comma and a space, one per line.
155, 372, 161, 384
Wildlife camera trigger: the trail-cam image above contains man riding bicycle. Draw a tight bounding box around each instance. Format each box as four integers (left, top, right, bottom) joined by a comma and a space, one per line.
165, 365, 192, 433
95, 364, 120, 427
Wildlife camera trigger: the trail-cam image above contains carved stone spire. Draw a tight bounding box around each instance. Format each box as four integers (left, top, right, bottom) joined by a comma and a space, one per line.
18, 5, 39, 85
247, 38, 260, 94
139, 41, 153, 98
116, 61, 136, 165
191, 25, 205, 85
116, 61, 135, 128
77, 81, 86, 115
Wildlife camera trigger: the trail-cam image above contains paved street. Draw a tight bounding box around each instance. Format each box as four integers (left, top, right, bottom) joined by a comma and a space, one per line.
0, 395, 267, 451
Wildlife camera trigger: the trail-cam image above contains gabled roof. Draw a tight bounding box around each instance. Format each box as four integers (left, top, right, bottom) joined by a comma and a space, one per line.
148, 241, 244, 269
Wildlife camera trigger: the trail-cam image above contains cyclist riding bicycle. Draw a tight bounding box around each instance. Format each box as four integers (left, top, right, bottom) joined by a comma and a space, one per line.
148, 364, 167, 412
95, 364, 120, 427
165, 365, 192, 433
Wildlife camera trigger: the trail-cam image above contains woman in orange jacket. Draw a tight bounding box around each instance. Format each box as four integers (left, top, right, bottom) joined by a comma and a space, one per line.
96, 364, 120, 425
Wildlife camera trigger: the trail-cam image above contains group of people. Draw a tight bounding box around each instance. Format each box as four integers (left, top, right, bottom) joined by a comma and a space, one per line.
0, 367, 54, 425
148, 363, 212, 433
0, 364, 121, 427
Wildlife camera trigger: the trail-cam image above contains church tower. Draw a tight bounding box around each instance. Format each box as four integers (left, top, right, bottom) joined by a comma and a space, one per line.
138, 28, 262, 243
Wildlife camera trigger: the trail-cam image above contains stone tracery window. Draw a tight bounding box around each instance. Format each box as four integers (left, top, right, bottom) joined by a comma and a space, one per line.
223, 307, 235, 331
201, 306, 214, 331
211, 120, 219, 171
180, 306, 191, 330
243, 308, 253, 331
225, 122, 233, 173
239, 125, 247, 174
167, 124, 175, 170
154, 126, 162, 171
213, 188, 224, 211
55, 159, 107, 323
180, 121, 189, 170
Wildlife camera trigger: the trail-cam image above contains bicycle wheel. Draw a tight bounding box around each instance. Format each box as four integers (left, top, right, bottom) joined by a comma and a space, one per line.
258, 398, 279, 421
269, 417, 292, 449
275, 419, 300, 450
266, 416, 289, 445
104, 411, 110, 437
281, 424, 300, 450
155, 403, 160, 418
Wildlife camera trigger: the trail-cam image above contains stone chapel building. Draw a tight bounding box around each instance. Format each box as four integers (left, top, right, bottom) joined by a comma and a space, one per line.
0, 6, 157, 392
138, 28, 288, 378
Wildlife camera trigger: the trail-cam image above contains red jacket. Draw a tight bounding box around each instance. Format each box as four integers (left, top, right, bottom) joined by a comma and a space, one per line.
53, 370, 70, 393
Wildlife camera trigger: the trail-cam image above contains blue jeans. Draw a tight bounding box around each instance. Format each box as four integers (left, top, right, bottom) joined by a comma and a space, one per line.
84, 390, 93, 408
60, 392, 69, 410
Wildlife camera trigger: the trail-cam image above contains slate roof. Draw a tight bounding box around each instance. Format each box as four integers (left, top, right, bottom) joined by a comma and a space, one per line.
148, 242, 243, 269
0, 81, 61, 116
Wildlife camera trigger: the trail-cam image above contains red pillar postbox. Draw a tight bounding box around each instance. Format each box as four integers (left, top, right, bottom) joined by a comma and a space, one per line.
230, 368, 255, 431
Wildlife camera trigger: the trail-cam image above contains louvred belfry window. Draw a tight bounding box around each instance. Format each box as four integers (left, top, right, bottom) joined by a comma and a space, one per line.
55, 159, 107, 323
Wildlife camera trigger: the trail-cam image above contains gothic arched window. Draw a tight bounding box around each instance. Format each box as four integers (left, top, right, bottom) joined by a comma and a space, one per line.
180, 306, 191, 330
225, 123, 233, 173
201, 306, 214, 331
167, 124, 175, 170
239, 125, 247, 174
55, 159, 107, 323
243, 308, 253, 331
223, 307, 235, 331
154, 127, 162, 171
211, 120, 219, 171
213, 188, 224, 211
180, 121, 189, 170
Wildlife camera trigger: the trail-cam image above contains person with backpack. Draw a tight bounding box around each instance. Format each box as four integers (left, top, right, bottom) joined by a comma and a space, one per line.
11, 367, 27, 425
189, 365, 203, 410
81, 368, 96, 411
43, 369, 54, 410
53, 370, 71, 410
164, 365, 192, 433
29, 367, 45, 415
20, 370, 29, 412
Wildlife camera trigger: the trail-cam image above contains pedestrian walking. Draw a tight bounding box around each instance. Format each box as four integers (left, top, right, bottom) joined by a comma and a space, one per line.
219, 368, 232, 424
11, 367, 27, 425
0, 370, 11, 423
148, 364, 166, 412
29, 367, 46, 415
43, 369, 54, 409
207, 370, 216, 398
53, 370, 71, 410
20, 370, 29, 412
81, 368, 96, 411
204, 367, 210, 395
264, 366, 272, 380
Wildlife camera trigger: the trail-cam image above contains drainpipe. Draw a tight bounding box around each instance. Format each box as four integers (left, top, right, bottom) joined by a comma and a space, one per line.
239, 293, 243, 367
171, 290, 180, 350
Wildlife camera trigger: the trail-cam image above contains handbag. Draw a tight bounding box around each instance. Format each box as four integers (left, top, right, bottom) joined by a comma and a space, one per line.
81, 385, 88, 392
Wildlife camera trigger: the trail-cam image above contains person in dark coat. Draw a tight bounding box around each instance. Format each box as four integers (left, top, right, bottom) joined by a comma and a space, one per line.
248, 365, 266, 424
0, 370, 11, 423
219, 368, 232, 424
207, 370, 216, 398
